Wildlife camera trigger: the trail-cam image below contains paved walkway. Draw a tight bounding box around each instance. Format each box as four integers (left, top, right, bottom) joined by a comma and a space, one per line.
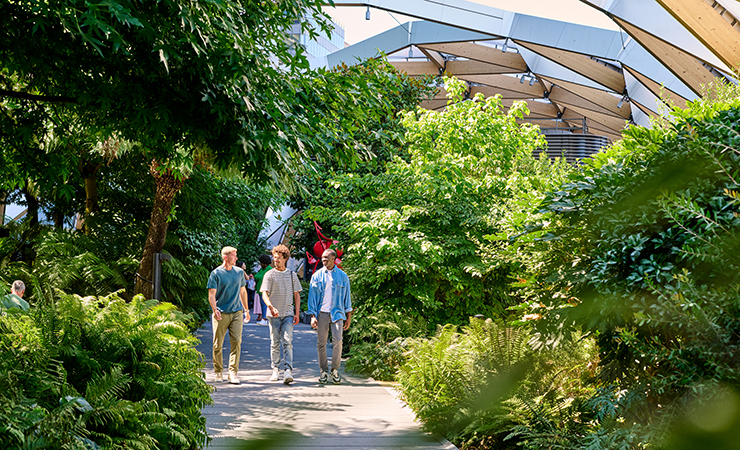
196, 319, 456, 450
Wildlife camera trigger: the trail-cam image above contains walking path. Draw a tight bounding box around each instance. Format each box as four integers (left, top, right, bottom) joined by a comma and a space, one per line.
196, 320, 457, 450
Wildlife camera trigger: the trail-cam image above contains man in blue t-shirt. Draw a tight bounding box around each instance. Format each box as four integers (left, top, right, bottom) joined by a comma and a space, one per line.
207, 246, 250, 384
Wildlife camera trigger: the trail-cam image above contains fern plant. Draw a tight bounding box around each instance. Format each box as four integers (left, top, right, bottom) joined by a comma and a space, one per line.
397, 318, 597, 450
345, 308, 429, 380
0, 291, 212, 449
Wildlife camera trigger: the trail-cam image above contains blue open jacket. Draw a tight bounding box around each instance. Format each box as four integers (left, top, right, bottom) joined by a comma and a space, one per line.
307, 267, 352, 322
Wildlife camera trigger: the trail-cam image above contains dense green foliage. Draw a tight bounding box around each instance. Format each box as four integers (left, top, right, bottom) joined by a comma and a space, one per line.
344, 309, 428, 381
1, 164, 280, 319
0, 0, 343, 171
516, 83, 740, 447
288, 57, 437, 253
398, 319, 596, 450
388, 82, 740, 450
0, 292, 212, 449
329, 74, 740, 450
309, 77, 571, 327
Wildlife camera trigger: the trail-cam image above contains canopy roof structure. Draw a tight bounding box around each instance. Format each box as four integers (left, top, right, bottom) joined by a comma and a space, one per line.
313, 0, 740, 142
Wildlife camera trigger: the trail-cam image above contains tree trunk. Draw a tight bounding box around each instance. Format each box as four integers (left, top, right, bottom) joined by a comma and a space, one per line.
80, 159, 103, 234
134, 160, 186, 299
0, 190, 7, 226
53, 210, 64, 229
23, 180, 39, 227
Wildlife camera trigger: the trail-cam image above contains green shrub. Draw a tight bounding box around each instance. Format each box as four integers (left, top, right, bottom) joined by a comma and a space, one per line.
345, 308, 428, 381
308, 77, 571, 328
0, 292, 212, 449
397, 318, 596, 449
345, 338, 411, 381
520, 80, 740, 448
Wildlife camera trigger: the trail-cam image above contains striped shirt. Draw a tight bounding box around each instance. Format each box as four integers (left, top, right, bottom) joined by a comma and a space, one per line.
260, 268, 302, 317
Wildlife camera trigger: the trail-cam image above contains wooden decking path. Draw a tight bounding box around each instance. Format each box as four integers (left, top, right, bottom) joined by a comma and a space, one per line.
196, 319, 457, 450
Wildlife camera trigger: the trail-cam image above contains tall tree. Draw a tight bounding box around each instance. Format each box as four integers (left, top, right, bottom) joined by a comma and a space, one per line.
1, 0, 388, 297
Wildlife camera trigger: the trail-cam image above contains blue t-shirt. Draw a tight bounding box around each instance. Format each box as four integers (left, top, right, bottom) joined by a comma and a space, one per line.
207, 266, 246, 313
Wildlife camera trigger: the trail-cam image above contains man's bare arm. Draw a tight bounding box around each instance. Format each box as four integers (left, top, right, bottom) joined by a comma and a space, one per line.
208, 289, 221, 320
293, 291, 301, 325
262, 291, 279, 316
240, 287, 250, 322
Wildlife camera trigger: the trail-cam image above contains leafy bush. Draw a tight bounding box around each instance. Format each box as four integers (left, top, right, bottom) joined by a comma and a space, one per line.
519, 81, 740, 447
308, 77, 571, 327
397, 318, 596, 450
0, 292, 212, 449
345, 308, 428, 380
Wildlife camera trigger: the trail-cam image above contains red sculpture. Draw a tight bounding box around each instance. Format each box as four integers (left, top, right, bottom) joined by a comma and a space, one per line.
306, 221, 342, 273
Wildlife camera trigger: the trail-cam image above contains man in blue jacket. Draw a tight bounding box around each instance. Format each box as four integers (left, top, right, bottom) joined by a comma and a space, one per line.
307, 248, 352, 384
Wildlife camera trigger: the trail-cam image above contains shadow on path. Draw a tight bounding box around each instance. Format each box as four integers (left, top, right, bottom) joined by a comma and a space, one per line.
196, 319, 456, 449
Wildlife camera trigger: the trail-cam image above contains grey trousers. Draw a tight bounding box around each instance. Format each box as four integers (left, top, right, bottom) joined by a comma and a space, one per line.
317, 312, 344, 372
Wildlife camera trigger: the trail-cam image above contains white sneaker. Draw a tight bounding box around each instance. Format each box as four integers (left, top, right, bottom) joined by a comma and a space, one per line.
258, 319, 268, 325
284, 369, 293, 385
228, 372, 240, 385
215, 372, 223, 382
330, 369, 341, 385
269, 367, 280, 381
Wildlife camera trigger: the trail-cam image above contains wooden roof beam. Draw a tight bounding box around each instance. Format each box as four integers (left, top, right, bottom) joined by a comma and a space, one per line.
559, 103, 628, 134
614, 18, 715, 96
539, 76, 631, 119
656, 0, 740, 69
623, 65, 689, 110
418, 47, 446, 70
420, 42, 528, 71
391, 59, 518, 76
514, 40, 626, 93
459, 74, 545, 99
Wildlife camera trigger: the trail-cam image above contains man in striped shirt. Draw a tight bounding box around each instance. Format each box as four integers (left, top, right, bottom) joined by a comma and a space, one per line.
261, 244, 302, 384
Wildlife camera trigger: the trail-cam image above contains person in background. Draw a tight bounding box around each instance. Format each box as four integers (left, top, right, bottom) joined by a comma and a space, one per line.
260, 244, 302, 384
207, 246, 250, 384
2, 280, 30, 312
307, 249, 352, 385
253, 254, 272, 325
246, 273, 256, 312
238, 261, 255, 315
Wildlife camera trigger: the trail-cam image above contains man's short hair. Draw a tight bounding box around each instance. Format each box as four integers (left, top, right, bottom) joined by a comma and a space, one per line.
322, 248, 337, 259
221, 246, 237, 257
11, 280, 25, 293
272, 244, 290, 261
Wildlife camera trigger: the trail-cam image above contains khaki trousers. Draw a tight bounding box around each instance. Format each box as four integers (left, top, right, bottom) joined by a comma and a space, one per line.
212, 311, 243, 375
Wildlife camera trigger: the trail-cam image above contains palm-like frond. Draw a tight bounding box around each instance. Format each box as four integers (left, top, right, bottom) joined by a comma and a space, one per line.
84, 366, 131, 406
1, 289, 212, 449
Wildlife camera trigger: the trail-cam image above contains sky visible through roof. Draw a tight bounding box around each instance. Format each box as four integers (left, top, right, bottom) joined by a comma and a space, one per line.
323, 0, 618, 46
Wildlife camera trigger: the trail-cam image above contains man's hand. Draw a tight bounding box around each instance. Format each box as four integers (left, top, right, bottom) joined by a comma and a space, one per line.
293, 313, 299, 325
343, 313, 352, 331
243, 311, 250, 323
267, 304, 279, 317
213, 310, 222, 321
310, 316, 317, 329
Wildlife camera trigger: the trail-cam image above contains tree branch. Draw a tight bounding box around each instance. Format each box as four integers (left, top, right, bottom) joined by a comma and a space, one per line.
0, 89, 76, 104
